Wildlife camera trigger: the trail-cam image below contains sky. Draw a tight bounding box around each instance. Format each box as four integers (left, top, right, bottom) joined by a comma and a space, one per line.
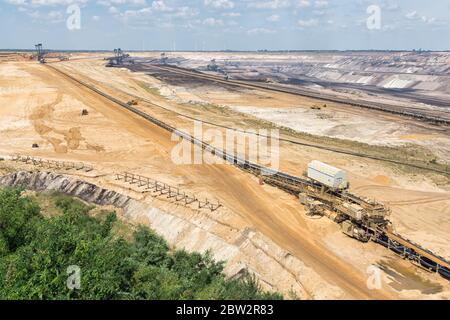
1, 0, 450, 51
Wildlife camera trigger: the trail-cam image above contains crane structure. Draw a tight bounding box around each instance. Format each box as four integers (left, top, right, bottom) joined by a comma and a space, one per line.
34, 43, 46, 63
160, 52, 168, 64
105, 48, 134, 67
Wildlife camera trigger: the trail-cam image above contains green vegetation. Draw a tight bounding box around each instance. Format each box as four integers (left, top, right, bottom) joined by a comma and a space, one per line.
138, 81, 161, 97
183, 102, 233, 117
0, 188, 281, 300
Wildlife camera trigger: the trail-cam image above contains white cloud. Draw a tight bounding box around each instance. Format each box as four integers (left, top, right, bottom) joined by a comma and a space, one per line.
422, 16, 436, 24
298, 18, 318, 27
92, 15, 100, 21
248, 0, 290, 9
25, 8, 64, 23
405, 11, 419, 20
116, 6, 152, 23
267, 14, 279, 22
29, 0, 88, 5
109, 2, 198, 23
204, 0, 234, 9
247, 27, 276, 35
98, 0, 146, 6
222, 12, 240, 17
314, 0, 327, 8
109, 6, 119, 13
172, 6, 198, 18
151, 0, 172, 12
312, 10, 325, 16
203, 17, 224, 26
296, 0, 310, 8
382, 24, 396, 31
405, 10, 437, 25
5, 0, 27, 5
385, 3, 399, 11
47, 10, 63, 21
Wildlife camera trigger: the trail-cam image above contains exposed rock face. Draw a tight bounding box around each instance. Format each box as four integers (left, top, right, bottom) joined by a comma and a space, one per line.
0, 171, 130, 208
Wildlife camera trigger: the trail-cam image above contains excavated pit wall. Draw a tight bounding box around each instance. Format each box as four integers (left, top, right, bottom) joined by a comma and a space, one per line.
0, 170, 345, 299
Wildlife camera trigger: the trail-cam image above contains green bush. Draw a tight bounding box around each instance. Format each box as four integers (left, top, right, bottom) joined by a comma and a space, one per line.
0, 188, 282, 300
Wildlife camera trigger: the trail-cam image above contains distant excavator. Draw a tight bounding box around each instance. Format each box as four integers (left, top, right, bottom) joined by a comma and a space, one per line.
127, 100, 138, 106
34, 43, 46, 63
105, 48, 134, 67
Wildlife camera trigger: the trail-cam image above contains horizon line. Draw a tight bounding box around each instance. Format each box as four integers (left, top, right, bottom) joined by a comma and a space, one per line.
2, 49, 450, 53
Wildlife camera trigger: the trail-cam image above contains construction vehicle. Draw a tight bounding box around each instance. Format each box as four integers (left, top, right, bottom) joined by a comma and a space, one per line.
207, 59, 219, 72
106, 48, 134, 67
34, 43, 46, 63
127, 100, 138, 106
297, 161, 390, 242
299, 193, 325, 217
341, 220, 370, 242
160, 52, 168, 65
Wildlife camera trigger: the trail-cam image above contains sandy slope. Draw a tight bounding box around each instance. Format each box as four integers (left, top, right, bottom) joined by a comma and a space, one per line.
1, 57, 449, 299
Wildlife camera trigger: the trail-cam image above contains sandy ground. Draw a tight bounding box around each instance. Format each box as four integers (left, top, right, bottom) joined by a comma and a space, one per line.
1, 55, 449, 299
227, 105, 450, 152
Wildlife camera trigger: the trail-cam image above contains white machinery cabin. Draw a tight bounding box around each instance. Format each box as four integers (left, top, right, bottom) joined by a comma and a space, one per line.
307, 160, 348, 190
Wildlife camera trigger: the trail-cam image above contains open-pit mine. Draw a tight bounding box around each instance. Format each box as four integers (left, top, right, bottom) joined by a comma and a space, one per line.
1, 50, 450, 300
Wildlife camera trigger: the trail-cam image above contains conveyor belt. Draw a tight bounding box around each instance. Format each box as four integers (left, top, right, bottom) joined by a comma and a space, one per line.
377, 232, 450, 280
46, 64, 450, 281
386, 232, 450, 270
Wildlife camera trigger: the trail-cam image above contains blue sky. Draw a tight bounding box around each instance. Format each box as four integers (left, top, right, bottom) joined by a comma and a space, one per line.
1, 0, 450, 50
